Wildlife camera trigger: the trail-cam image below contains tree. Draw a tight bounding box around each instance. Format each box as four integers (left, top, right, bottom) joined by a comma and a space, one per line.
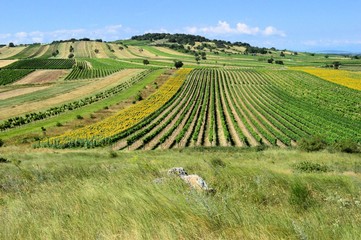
280, 51, 285, 57
68, 53, 74, 58
174, 61, 183, 69
267, 58, 274, 64
143, 59, 150, 65
8, 42, 15, 47
195, 56, 201, 63
94, 49, 99, 54
333, 61, 341, 69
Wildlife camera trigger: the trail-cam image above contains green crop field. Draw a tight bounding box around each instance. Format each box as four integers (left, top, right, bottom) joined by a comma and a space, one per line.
5, 59, 75, 69
0, 69, 34, 85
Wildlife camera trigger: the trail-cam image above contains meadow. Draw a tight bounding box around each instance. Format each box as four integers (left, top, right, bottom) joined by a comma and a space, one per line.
1, 147, 361, 239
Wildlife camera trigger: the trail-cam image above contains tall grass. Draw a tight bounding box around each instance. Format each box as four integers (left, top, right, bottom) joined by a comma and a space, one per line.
1, 147, 361, 239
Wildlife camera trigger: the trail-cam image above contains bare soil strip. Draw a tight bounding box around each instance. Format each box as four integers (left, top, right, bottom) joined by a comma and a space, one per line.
0, 86, 51, 100
0, 69, 142, 120
0, 60, 17, 67
13, 70, 70, 85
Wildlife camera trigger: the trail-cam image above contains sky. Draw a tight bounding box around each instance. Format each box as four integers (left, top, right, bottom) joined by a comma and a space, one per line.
1, 0, 361, 52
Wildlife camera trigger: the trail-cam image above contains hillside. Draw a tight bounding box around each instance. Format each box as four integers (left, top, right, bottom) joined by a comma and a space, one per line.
0, 33, 360, 240
0, 34, 360, 151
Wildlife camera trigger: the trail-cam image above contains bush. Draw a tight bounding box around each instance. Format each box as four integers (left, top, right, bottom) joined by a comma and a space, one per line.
174, 61, 184, 69
76, 115, 83, 120
294, 161, 329, 173
68, 53, 74, 59
0, 138, 4, 147
333, 139, 360, 153
298, 135, 327, 152
56, 122, 63, 127
0, 157, 10, 163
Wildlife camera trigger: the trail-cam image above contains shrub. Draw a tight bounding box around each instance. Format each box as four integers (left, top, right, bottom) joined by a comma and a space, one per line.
76, 115, 83, 120
298, 135, 327, 152
294, 161, 329, 173
68, 53, 74, 59
0, 138, 4, 147
56, 122, 63, 127
0, 157, 10, 163
333, 139, 360, 153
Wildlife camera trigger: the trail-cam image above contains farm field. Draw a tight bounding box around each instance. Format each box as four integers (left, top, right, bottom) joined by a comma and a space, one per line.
0, 69, 143, 120
0, 60, 17, 67
13, 69, 69, 85
295, 67, 361, 90
0, 86, 51, 100
0, 46, 27, 59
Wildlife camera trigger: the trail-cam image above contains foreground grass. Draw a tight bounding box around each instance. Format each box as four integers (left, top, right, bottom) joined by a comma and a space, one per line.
0, 147, 360, 239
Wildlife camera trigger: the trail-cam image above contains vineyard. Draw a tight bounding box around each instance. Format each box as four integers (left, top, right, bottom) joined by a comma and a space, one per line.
39, 68, 192, 148
65, 59, 122, 80
36, 68, 361, 149
5, 59, 75, 69
0, 69, 34, 85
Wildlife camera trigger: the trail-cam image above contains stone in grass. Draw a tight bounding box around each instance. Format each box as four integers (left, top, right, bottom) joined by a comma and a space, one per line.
167, 167, 215, 194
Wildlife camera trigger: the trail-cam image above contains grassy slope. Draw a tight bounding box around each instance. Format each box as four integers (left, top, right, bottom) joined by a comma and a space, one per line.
0, 147, 360, 239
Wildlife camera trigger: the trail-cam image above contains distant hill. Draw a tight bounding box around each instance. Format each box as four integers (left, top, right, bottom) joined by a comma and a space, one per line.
128, 33, 272, 54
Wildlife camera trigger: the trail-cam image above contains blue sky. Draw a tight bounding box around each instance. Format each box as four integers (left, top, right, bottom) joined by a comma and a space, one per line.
1, 0, 361, 52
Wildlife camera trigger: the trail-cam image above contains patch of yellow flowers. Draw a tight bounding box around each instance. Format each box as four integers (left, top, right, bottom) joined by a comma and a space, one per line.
294, 67, 361, 91
47, 68, 192, 146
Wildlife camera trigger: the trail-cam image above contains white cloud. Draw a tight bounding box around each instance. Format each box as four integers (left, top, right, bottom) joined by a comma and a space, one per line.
236, 23, 260, 35
0, 24, 133, 44
262, 26, 286, 37
15, 32, 28, 38
185, 21, 286, 37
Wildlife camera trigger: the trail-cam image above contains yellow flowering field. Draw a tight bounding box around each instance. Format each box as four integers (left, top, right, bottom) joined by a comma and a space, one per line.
294, 67, 361, 91
44, 68, 192, 147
